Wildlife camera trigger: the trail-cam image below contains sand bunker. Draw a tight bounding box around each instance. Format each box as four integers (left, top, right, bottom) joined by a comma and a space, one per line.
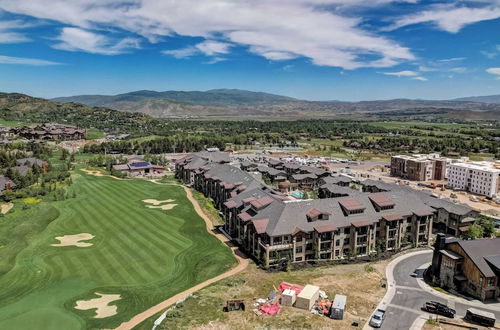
142, 199, 177, 211
0, 202, 13, 214
142, 199, 175, 205
75, 292, 121, 318
51, 233, 95, 247
81, 169, 104, 177
146, 204, 177, 210
81, 169, 127, 181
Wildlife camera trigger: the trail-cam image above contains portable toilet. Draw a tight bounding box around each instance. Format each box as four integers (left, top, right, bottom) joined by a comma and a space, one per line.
295, 285, 320, 310
330, 294, 347, 320
281, 289, 296, 306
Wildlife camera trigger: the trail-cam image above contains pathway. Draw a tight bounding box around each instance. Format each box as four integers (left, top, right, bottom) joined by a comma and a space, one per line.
115, 183, 249, 330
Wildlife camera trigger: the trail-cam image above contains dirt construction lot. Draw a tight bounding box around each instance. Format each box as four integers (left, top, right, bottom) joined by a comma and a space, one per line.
140, 259, 390, 330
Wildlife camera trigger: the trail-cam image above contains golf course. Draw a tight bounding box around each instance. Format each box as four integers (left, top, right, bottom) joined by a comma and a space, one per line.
0, 171, 236, 329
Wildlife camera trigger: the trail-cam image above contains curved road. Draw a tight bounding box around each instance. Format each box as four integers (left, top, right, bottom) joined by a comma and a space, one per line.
372, 250, 500, 330
116, 184, 249, 330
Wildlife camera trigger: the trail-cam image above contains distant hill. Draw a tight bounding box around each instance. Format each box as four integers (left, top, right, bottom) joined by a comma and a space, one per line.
453, 94, 500, 103
0, 92, 159, 134
52, 89, 298, 107
51, 89, 500, 119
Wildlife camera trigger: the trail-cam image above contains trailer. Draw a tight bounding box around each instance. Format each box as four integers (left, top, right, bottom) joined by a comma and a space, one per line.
330, 294, 347, 320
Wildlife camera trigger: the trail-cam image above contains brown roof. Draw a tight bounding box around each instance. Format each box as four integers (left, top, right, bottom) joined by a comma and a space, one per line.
238, 212, 252, 221
306, 208, 331, 218
252, 218, 269, 234
250, 196, 274, 210
224, 200, 237, 208
414, 209, 434, 217
369, 192, 395, 207
382, 214, 403, 221
338, 198, 365, 211
242, 197, 256, 204
351, 220, 373, 227
314, 224, 337, 233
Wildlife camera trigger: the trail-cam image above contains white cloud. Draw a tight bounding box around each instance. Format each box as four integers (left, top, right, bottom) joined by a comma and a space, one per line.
438, 57, 465, 62
386, 4, 500, 33
481, 45, 500, 58
449, 67, 467, 73
162, 47, 198, 59
486, 67, 500, 76
163, 40, 230, 62
52, 27, 140, 55
0, 19, 32, 43
0, 55, 62, 65
195, 40, 231, 56
0, 0, 414, 69
382, 70, 419, 77
412, 76, 428, 81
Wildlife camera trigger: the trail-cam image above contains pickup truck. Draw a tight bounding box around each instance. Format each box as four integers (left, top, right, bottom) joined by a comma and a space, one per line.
422, 301, 456, 318
369, 309, 386, 328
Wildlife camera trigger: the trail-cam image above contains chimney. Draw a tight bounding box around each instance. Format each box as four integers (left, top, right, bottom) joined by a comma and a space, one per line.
430, 233, 446, 280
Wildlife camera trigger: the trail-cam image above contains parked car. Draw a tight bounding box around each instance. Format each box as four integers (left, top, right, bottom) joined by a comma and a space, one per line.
369, 309, 386, 328
464, 308, 496, 327
422, 301, 455, 318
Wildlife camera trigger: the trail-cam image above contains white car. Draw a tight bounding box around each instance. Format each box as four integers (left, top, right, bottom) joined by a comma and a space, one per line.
369, 309, 386, 328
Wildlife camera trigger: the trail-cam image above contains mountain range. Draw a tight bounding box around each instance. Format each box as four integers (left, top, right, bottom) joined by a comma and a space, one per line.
51, 89, 500, 119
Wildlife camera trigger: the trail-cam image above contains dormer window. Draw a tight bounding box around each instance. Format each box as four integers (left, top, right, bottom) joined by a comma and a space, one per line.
338, 198, 365, 216
306, 208, 331, 222
368, 193, 395, 211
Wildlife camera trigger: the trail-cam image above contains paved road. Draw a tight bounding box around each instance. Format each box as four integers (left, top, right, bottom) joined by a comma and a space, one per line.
379, 251, 500, 330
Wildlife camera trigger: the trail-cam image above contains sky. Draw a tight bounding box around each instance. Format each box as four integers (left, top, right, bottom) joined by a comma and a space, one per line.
0, 0, 500, 101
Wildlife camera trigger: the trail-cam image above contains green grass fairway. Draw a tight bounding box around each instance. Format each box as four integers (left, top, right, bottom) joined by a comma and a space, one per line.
0, 172, 235, 329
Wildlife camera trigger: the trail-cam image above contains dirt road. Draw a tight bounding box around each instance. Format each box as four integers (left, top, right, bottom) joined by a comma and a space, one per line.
115, 184, 249, 330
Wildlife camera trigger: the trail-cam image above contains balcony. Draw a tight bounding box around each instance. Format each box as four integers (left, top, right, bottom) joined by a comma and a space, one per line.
268, 243, 293, 251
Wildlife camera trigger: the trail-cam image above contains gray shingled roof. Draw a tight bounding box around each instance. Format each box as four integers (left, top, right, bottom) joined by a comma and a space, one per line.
361, 179, 473, 216
12, 165, 30, 176
248, 190, 434, 236
194, 151, 230, 163
320, 184, 361, 196
0, 175, 15, 191
321, 175, 353, 185
456, 238, 500, 277
16, 158, 44, 167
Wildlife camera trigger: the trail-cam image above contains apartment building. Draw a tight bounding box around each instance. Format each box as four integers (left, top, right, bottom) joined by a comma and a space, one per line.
176, 153, 434, 269
361, 179, 478, 237
447, 162, 500, 198
390, 154, 448, 181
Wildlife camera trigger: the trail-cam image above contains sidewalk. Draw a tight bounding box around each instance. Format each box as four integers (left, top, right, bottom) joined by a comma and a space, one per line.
363, 249, 431, 330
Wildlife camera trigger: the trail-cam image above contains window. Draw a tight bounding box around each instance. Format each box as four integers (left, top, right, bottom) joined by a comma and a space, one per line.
320, 242, 330, 250
295, 246, 303, 254
335, 250, 340, 257
344, 238, 350, 245
335, 239, 341, 246
487, 278, 495, 287
344, 228, 350, 235
306, 243, 313, 251
295, 257, 303, 262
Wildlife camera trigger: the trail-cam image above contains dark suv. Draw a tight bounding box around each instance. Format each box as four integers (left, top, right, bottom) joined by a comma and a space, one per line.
422, 301, 456, 318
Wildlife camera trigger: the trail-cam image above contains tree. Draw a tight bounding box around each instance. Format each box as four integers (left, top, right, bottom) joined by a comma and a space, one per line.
477, 215, 495, 238
466, 224, 484, 239
60, 148, 69, 160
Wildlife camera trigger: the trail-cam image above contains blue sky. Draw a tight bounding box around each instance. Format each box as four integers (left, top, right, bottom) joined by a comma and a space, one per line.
0, 0, 500, 101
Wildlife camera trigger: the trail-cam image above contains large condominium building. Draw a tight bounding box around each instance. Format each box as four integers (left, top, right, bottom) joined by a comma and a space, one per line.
390, 154, 449, 181
447, 162, 500, 198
